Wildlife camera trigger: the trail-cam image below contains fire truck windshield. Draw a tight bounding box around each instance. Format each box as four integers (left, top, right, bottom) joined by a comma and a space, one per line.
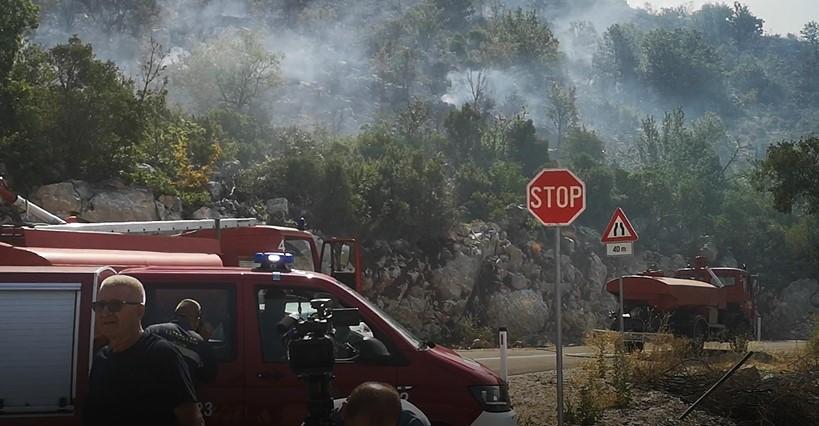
283, 239, 315, 271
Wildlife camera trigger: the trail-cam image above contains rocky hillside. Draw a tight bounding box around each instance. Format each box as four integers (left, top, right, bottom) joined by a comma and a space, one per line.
8, 180, 818, 346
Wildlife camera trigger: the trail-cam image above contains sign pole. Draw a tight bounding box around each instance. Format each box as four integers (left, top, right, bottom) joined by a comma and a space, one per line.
601, 207, 639, 337
555, 226, 564, 425
618, 275, 624, 333
525, 168, 585, 426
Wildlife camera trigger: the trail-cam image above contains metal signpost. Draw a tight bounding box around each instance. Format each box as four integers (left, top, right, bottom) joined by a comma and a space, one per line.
526, 169, 586, 426
601, 208, 639, 334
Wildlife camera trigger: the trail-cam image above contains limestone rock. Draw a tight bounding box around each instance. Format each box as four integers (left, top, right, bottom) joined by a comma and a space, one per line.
30, 182, 82, 219
83, 187, 158, 222
192, 206, 220, 219
505, 272, 529, 290
470, 338, 492, 349
430, 253, 479, 300
265, 197, 289, 221
156, 195, 183, 221
207, 181, 223, 201
588, 253, 608, 286
485, 289, 549, 336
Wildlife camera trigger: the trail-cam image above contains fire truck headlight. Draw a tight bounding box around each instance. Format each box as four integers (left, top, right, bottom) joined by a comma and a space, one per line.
469, 385, 512, 412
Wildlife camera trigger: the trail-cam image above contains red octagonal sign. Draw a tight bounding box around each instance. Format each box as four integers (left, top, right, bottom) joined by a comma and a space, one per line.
527, 168, 586, 226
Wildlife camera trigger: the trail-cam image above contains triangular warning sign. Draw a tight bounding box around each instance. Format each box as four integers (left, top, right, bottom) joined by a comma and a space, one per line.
601, 208, 638, 243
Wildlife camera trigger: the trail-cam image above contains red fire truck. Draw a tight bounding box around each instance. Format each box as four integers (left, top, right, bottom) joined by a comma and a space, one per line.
0, 263, 515, 425
0, 177, 361, 291
0, 182, 516, 426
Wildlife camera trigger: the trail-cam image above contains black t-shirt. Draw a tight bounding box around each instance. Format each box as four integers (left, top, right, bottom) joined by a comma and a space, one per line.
146, 320, 218, 383
82, 332, 198, 426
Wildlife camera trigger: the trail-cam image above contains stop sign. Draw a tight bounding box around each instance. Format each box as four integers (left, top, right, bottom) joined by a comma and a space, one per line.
527, 169, 586, 226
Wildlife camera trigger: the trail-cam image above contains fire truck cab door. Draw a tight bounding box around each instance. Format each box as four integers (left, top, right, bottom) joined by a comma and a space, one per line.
320, 239, 361, 292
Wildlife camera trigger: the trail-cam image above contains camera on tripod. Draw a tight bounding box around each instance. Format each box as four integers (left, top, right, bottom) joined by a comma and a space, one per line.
278, 298, 392, 426
282, 298, 361, 377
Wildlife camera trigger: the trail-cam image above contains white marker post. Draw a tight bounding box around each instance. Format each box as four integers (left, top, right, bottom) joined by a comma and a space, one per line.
499, 327, 509, 383
526, 169, 586, 426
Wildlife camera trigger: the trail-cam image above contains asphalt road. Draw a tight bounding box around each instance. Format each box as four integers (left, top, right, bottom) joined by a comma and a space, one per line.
456, 340, 807, 376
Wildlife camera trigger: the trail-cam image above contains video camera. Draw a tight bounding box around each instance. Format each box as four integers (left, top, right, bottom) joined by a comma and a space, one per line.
278, 298, 361, 426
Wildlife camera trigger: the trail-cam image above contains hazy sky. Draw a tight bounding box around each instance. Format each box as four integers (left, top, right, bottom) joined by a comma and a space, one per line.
627, 0, 819, 36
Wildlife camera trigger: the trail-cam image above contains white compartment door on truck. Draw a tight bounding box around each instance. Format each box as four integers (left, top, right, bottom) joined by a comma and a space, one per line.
0, 283, 81, 414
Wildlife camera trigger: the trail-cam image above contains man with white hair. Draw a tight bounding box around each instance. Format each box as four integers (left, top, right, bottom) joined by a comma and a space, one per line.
82, 275, 204, 426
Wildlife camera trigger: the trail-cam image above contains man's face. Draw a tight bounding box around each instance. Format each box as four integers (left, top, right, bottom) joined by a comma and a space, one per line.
95, 285, 144, 340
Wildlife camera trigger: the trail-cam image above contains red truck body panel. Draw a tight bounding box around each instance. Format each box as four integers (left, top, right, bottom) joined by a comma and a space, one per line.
0, 266, 510, 426
605, 275, 720, 310
606, 265, 756, 324
0, 266, 115, 425
0, 244, 223, 269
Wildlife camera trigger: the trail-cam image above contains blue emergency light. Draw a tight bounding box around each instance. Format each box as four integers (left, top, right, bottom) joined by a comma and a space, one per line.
254, 252, 295, 272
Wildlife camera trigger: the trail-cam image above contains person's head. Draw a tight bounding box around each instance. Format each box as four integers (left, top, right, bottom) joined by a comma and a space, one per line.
174, 298, 202, 330
343, 382, 401, 426
94, 275, 146, 340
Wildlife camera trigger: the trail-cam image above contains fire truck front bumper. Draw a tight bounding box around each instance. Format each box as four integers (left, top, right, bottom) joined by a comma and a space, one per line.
470, 409, 517, 426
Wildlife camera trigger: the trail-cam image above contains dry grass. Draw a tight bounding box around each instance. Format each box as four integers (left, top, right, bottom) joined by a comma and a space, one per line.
512, 324, 819, 425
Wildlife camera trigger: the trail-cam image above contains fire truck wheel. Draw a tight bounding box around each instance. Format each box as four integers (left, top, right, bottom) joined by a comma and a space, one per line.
689, 319, 707, 354
624, 341, 644, 352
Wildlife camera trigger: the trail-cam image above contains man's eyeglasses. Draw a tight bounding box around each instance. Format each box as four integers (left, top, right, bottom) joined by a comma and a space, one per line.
91, 300, 144, 313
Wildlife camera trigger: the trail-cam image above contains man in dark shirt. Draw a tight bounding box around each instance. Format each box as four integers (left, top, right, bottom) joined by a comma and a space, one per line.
83, 275, 204, 426
147, 298, 218, 384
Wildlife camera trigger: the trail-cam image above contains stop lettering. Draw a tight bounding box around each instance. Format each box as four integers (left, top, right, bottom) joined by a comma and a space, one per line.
526, 169, 586, 226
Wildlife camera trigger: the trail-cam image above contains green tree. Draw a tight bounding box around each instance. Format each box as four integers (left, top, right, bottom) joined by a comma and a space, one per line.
624, 109, 726, 250
130, 114, 224, 208
351, 127, 453, 242
0, 0, 38, 81
799, 22, 819, 102
312, 158, 359, 235
641, 28, 724, 101
506, 115, 548, 176
454, 161, 526, 221
691, 4, 733, 44
564, 127, 604, 169
444, 103, 485, 165
1, 36, 146, 190
482, 8, 560, 68
593, 24, 642, 92
433, 0, 474, 30
754, 137, 819, 214
173, 30, 282, 114
727, 2, 764, 47
547, 81, 578, 160
564, 128, 613, 227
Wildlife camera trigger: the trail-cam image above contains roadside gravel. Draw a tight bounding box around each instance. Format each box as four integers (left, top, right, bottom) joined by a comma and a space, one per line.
509, 370, 735, 426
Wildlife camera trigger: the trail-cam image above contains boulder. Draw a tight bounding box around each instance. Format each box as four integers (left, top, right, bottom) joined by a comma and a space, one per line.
156, 195, 183, 221
470, 338, 492, 349
587, 253, 608, 287
430, 253, 479, 300
207, 181, 223, 201
265, 197, 289, 221
83, 187, 158, 222
504, 244, 524, 269
505, 272, 529, 290
484, 289, 549, 336
191, 206, 220, 219
31, 182, 82, 219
